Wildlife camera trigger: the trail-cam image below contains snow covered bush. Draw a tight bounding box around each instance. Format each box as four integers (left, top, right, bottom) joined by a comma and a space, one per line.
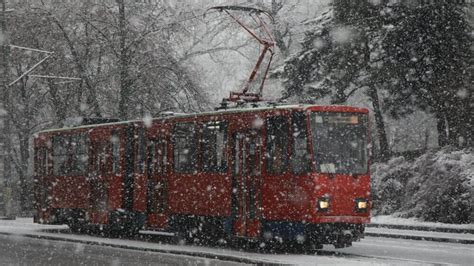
371, 147, 473, 224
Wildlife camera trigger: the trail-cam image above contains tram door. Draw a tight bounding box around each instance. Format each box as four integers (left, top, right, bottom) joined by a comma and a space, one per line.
146, 137, 169, 228
232, 130, 262, 238
89, 129, 114, 223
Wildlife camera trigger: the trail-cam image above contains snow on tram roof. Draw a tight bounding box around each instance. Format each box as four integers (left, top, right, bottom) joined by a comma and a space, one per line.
35, 104, 367, 135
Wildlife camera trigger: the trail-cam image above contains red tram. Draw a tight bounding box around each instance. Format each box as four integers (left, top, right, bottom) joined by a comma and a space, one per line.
33, 104, 370, 248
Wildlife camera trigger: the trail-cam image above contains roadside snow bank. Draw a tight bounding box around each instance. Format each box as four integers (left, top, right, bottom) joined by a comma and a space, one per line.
371, 215, 474, 230
372, 147, 473, 224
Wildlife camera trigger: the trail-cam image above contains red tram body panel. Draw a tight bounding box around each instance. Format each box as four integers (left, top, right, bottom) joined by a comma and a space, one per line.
34, 104, 370, 248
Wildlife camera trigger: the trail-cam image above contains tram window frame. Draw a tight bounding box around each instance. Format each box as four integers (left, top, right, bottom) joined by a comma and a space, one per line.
173, 123, 198, 173
266, 116, 290, 174
291, 112, 311, 174
201, 121, 228, 173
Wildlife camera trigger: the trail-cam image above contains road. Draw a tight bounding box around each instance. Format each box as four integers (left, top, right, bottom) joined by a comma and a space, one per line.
0, 218, 473, 265
0, 234, 243, 266
1, 233, 473, 265
333, 236, 474, 265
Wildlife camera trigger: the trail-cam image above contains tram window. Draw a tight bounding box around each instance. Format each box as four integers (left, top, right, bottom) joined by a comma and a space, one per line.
53, 136, 68, 176
202, 121, 228, 172
97, 142, 109, 176
160, 141, 167, 174
147, 141, 155, 176
173, 123, 198, 173
266, 116, 289, 174
147, 139, 167, 175
35, 148, 48, 176
292, 112, 311, 174
70, 134, 88, 175
136, 128, 146, 174
44, 148, 51, 175
111, 131, 120, 174
52, 134, 87, 176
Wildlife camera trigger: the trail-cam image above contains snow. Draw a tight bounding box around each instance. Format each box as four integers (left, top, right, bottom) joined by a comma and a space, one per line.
330, 26, 358, 44
365, 227, 474, 243
371, 148, 473, 224
372, 215, 474, 231
0, 218, 420, 265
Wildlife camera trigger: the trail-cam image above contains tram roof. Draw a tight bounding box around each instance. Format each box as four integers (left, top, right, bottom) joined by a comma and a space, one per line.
35, 104, 368, 135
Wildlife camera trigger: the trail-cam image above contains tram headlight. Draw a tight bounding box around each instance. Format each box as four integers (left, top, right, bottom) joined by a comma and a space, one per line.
355, 198, 368, 212
317, 198, 330, 212
358, 201, 367, 209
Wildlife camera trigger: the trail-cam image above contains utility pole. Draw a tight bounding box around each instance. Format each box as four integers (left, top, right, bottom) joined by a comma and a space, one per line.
0, 0, 13, 219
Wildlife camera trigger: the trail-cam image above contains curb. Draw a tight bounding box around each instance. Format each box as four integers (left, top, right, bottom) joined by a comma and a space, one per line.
367, 223, 474, 234
365, 232, 474, 244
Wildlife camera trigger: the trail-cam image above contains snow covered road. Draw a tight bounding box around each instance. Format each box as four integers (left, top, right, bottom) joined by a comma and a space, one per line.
0, 218, 473, 265
333, 236, 474, 265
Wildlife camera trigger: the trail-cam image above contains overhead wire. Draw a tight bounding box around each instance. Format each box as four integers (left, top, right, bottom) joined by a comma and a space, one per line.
136, 0, 258, 30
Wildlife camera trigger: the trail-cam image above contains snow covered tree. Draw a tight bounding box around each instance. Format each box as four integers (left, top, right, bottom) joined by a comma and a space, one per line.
381, 2, 473, 148
35, 0, 209, 120
279, 0, 391, 159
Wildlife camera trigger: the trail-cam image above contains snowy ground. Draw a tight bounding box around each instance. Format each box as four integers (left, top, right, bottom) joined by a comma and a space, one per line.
371, 215, 474, 231
0, 217, 472, 265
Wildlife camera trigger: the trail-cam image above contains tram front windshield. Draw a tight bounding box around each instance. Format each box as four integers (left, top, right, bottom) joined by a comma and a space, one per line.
310, 112, 368, 174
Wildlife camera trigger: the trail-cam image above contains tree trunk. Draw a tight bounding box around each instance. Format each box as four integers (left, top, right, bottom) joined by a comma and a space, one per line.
117, 0, 130, 120
1, 0, 14, 218
446, 112, 460, 147
18, 132, 29, 212
436, 112, 448, 147
368, 84, 390, 161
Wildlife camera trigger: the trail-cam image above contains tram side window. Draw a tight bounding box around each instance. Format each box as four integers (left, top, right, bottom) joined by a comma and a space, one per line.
202, 121, 228, 172
292, 112, 311, 174
173, 123, 198, 173
53, 136, 68, 176
53, 134, 87, 176
266, 116, 289, 174
70, 134, 88, 175
36, 147, 49, 176
94, 142, 109, 176
136, 128, 146, 174
148, 139, 167, 176
111, 131, 120, 174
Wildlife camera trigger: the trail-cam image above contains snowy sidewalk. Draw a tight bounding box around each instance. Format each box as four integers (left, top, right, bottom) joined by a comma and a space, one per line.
365, 227, 474, 244
367, 216, 474, 244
